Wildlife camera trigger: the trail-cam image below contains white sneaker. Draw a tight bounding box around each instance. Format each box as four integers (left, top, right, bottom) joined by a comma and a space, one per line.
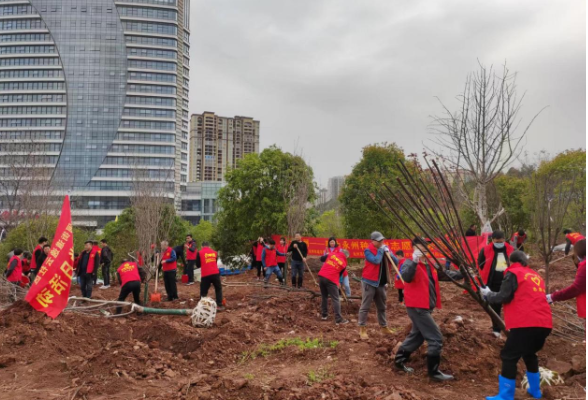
492, 331, 501, 338
100, 285, 110, 289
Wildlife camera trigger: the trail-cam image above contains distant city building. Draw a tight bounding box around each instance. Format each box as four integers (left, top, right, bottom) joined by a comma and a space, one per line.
179, 181, 225, 224
189, 112, 260, 182
327, 176, 345, 201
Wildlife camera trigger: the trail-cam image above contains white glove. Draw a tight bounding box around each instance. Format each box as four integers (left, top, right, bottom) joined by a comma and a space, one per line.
479, 286, 492, 297
412, 250, 423, 263
546, 294, 553, 304
382, 245, 390, 253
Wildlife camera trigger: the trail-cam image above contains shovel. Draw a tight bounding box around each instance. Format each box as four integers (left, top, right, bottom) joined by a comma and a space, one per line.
294, 246, 318, 286
150, 254, 162, 303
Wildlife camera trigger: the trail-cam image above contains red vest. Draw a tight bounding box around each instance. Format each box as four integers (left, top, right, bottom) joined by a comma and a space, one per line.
362, 243, 389, 283
576, 260, 586, 318
480, 243, 514, 284
117, 261, 141, 287
200, 246, 219, 277
277, 244, 287, 263
255, 243, 264, 260
318, 252, 347, 286
263, 247, 278, 267
566, 232, 585, 245
162, 247, 177, 271
186, 241, 198, 261
403, 261, 442, 309
31, 244, 42, 270
6, 255, 22, 283
22, 259, 30, 273
394, 258, 407, 289
136, 251, 144, 267
87, 247, 98, 274
503, 263, 553, 329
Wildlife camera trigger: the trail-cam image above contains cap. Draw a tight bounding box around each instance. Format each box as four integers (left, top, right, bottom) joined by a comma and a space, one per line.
370, 231, 385, 241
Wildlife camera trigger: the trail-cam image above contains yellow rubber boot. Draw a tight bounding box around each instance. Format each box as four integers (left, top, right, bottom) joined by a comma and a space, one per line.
381, 326, 396, 335
359, 326, 369, 340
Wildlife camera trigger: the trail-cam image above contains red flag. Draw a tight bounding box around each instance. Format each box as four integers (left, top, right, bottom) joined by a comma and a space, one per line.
25, 196, 74, 319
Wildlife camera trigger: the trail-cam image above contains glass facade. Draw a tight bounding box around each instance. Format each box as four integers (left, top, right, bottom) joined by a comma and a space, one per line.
0, 0, 190, 227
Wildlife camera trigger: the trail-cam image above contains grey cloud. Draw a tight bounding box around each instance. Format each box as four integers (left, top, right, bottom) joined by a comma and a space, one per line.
189, 0, 585, 184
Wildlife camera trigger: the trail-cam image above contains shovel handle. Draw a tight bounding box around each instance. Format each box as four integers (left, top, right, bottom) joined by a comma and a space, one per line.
385, 252, 404, 285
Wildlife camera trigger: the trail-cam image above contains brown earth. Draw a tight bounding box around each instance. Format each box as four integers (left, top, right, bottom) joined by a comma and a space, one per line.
0, 257, 585, 400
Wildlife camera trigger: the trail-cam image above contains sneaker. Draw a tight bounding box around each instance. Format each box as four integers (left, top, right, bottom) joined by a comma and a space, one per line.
100, 285, 110, 289
337, 319, 350, 325
217, 306, 226, 312
321, 316, 328, 321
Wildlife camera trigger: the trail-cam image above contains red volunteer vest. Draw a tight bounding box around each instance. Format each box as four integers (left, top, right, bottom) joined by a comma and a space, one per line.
362, 243, 389, 282
394, 258, 407, 289
576, 260, 586, 318
186, 241, 198, 261
200, 246, 219, 277
162, 247, 177, 271
255, 243, 264, 260
403, 260, 442, 309
263, 247, 278, 267
117, 261, 141, 287
277, 244, 287, 263
503, 263, 553, 329
87, 247, 98, 274
480, 243, 514, 284
31, 244, 42, 270
566, 232, 585, 245
22, 259, 30, 273
136, 251, 144, 267
318, 252, 347, 286
6, 255, 22, 283
511, 233, 527, 246
325, 247, 347, 277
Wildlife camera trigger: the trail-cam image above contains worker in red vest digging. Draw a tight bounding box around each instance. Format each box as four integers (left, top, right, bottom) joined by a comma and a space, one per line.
197, 242, 225, 311
255, 237, 266, 280
30, 236, 48, 281
261, 239, 286, 285
394, 250, 407, 303
323, 237, 351, 297
277, 237, 288, 278
115, 260, 142, 314
394, 237, 454, 382
318, 249, 350, 325
563, 229, 585, 256
160, 240, 179, 302
184, 234, 198, 285
5, 249, 24, 286
547, 238, 586, 320
358, 231, 397, 340
509, 229, 527, 251
480, 251, 552, 400
478, 230, 514, 337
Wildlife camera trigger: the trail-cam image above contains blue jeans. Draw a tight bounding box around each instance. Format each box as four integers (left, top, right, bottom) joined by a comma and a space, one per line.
340, 275, 351, 297
264, 266, 283, 283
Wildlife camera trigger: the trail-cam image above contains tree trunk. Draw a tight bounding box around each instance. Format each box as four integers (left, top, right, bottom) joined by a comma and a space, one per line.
476, 182, 489, 227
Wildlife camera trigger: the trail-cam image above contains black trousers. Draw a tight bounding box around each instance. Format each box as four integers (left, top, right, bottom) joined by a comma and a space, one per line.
398, 288, 404, 303
163, 270, 178, 300
102, 262, 111, 286
79, 273, 93, 298
186, 260, 196, 283
489, 280, 503, 332
200, 273, 223, 305
116, 281, 141, 314
278, 262, 285, 277
319, 276, 343, 323
501, 327, 551, 379
255, 261, 265, 278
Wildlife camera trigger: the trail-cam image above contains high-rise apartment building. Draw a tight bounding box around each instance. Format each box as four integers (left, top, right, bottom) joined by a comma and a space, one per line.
189, 112, 259, 182
328, 176, 345, 202
0, 0, 191, 227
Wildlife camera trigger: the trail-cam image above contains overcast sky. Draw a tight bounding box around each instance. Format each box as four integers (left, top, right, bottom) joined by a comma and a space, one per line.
189, 0, 586, 187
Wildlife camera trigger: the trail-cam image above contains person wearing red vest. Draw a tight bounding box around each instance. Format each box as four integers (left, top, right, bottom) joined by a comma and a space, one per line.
277, 237, 288, 278
393, 250, 406, 303
509, 229, 527, 251
21, 251, 31, 277
78, 241, 100, 298
184, 234, 198, 285
394, 237, 454, 382
5, 249, 24, 285
358, 231, 397, 340
323, 238, 351, 297
30, 236, 48, 281
254, 237, 266, 280
261, 239, 286, 285
547, 238, 586, 319
196, 242, 225, 310
478, 230, 514, 337
115, 260, 142, 314
160, 240, 179, 301
92, 242, 101, 285
318, 249, 350, 325
563, 229, 585, 256
480, 251, 552, 400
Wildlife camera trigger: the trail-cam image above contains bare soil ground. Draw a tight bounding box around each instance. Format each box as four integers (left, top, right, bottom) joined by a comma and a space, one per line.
0, 257, 585, 400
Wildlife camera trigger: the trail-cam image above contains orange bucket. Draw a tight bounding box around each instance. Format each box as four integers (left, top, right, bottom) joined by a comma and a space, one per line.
150, 292, 161, 302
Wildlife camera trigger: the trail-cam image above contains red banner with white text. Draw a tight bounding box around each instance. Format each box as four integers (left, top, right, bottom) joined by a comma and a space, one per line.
25, 196, 74, 319
273, 235, 486, 260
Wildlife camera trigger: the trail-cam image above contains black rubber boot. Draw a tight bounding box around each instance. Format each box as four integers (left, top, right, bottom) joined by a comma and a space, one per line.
394, 349, 414, 373
291, 277, 296, 288
427, 355, 454, 381
297, 276, 303, 288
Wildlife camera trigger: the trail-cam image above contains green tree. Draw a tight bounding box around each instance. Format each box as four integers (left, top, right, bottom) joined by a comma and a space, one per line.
189, 220, 216, 248
495, 175, 530, 235
340, 143, 411, 239
315, 210, 345, 238
214, 146, 315, 260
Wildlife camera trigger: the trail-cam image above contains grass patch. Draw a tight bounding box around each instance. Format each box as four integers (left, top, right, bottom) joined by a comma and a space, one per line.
306, 368, 334, 385
244, 373, 254, 380
239, 337, 332, 363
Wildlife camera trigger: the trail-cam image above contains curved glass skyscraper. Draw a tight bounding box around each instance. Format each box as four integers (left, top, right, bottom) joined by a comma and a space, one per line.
0, 0, 190, 227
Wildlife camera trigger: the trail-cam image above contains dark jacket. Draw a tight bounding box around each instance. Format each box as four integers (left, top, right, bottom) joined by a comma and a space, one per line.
288, 241, 308, 261
100, 246, 113, 264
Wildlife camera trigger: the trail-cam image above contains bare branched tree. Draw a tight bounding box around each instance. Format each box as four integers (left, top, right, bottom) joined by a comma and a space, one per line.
529, 170, 577, 291
428, 62, 545, 230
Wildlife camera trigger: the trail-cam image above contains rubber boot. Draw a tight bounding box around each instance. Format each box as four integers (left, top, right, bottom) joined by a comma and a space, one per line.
427, 355, 454, 381
526, 371, 542, 399
381, 326, 396, 335
394, 349, 414, 373
486, 375, 515, 400
359, 326, 369, 340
